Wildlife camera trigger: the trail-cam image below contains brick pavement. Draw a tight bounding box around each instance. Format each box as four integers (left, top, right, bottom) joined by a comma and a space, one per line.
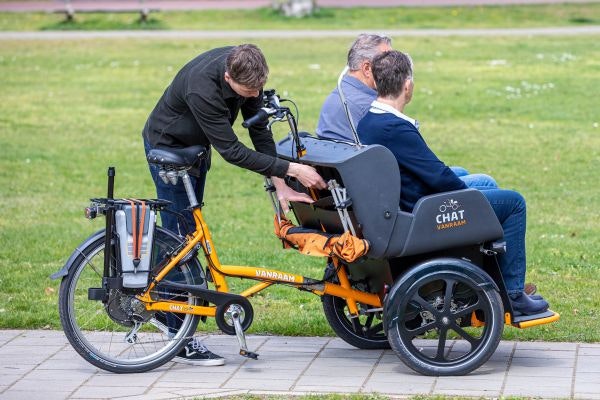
1, 330, 600, 399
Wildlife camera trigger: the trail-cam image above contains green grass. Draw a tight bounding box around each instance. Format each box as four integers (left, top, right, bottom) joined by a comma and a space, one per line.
0, 3, 599, 31
0, 34, 599, 342
200, 395, 391, 400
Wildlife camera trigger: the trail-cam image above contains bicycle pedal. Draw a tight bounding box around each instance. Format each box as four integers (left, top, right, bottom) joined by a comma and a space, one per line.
240, 349, 259, 360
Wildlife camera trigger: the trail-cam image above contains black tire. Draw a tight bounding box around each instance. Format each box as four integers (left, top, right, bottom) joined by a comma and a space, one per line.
386, 264, 504, 376
58, 228, 204, 373
321, 266, 389, 349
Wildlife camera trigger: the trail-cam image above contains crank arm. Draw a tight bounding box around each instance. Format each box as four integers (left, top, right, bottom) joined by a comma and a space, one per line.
124, 320, 143, 344
232, 310, 258, 360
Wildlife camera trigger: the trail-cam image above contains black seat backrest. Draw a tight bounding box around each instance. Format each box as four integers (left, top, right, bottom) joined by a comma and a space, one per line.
277, 136, 402, 258
277, 136, 504, 260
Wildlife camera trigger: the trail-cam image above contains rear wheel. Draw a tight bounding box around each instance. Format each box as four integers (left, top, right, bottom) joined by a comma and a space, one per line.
386, 264, 503, 376
58, 228, 204, 373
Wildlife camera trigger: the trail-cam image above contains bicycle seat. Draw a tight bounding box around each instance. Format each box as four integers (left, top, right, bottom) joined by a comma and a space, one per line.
147, 145, 207, 168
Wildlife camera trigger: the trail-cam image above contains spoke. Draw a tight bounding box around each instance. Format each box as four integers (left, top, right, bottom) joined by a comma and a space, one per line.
406, 321, 437, 338
76, 249, 103, 279
413, 294, 438, 315
453, 301, 481, 318
443, 278, 456, 311
365, 322, 384, 337
364, 313, 374, 329
451, 322, 481, 347
435, 327, 448, 361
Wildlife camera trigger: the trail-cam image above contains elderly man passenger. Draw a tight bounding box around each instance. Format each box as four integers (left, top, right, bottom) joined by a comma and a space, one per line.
356, 50, 549, 316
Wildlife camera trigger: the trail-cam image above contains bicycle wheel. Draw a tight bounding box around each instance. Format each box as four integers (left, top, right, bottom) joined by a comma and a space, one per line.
321, 266, 389, 349
386, 264, 504, 376
58, 228, 204, 373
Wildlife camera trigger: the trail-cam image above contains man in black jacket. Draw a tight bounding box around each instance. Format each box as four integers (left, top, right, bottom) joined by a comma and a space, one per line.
143, 44, 326, 366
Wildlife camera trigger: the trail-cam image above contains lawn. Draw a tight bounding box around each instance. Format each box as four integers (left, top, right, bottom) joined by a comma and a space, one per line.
0, 34, 598, 342
0, 3, 599, 31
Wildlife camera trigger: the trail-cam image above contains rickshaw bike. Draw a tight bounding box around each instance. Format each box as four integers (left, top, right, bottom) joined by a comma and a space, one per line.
52, 71, 559, 376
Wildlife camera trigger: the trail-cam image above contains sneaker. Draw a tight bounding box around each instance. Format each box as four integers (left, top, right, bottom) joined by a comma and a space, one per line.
509, 291, 549, 316
173, 337, 225, 366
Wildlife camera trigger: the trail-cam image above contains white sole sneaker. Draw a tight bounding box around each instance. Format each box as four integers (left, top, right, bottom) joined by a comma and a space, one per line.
173, 355, 226, 366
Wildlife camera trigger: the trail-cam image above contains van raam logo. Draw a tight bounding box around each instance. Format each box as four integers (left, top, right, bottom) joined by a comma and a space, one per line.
255, 269, 297, 282
169, 304, 194, 312
436, 199, 467, 230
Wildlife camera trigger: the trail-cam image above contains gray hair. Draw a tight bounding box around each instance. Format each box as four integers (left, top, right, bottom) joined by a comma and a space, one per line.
347, 34, 392, 71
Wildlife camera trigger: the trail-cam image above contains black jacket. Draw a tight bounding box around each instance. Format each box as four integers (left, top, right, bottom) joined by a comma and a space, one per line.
143, 46, 289, 178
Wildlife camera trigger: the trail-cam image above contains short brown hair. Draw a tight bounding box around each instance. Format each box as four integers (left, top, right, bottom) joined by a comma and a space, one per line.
226, 44, 269, 89
371, 50, 413, 99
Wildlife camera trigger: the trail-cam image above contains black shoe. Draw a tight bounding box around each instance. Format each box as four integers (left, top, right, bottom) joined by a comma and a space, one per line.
173, 338, 225, 366
510, 291, 549, 316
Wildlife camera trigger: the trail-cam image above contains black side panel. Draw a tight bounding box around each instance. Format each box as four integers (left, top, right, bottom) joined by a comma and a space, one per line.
336, 148, 401, 258
397, 189, 504, 257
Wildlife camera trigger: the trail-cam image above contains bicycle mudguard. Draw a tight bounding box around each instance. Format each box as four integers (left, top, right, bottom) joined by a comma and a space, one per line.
50, 229, 106, 280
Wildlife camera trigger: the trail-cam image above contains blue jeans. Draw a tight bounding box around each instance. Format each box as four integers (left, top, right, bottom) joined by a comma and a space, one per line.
450, 166, 498, 190
144, 138, 208, 335
479, 189, 527, 295
143, 138, 208, 236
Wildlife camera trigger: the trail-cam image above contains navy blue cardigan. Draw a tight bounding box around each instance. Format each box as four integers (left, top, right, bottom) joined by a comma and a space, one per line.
357, 111, 467, 211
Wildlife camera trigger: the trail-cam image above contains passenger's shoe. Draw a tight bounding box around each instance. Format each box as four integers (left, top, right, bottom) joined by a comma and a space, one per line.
173, 337, 225, 366
509, 291, 549, 316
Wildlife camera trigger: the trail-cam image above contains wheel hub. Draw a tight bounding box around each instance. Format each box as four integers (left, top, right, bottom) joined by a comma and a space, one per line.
106, 290, 153, 326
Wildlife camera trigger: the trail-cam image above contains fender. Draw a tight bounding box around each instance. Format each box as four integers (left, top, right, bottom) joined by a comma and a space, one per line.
50, 229, 106, 280
383, 257, 499, 333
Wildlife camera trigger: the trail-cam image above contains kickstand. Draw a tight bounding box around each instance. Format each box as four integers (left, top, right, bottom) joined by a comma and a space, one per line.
232, 310, 259, 360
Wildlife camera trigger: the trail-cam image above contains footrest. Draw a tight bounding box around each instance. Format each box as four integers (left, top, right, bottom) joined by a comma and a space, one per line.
512, 310, 560, 328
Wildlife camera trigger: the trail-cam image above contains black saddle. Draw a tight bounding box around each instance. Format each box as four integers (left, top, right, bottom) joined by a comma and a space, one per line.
146, 145, 207, 168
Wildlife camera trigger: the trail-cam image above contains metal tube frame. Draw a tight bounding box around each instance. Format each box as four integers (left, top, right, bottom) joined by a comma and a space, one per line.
138, 205, 382, 316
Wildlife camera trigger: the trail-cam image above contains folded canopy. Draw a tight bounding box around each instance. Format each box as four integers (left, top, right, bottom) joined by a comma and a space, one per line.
274, 216, 369, 263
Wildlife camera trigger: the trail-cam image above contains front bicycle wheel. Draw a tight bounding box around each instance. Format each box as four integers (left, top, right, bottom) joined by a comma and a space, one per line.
58, 228, 203, 373
322, 265, 389, 349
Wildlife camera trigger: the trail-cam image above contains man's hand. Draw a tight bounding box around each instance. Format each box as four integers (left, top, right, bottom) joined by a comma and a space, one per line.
286, 162, 327, 190
271, 176, 314, 213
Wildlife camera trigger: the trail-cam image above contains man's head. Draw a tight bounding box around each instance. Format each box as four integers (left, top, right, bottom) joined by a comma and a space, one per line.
371, 50, 414, 104
224, 44, 269, 98
347, 34, 392, 89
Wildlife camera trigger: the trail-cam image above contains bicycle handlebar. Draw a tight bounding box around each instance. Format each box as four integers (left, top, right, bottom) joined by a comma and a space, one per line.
242, 89, 288, 129
242, 88, 305, 159
242, 108, 274, 128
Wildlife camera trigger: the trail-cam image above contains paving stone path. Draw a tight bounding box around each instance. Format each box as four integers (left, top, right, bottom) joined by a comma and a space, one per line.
1, 330, 599, 399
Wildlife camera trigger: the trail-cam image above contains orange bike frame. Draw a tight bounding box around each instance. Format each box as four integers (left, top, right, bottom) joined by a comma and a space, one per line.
138, 207, 382, 316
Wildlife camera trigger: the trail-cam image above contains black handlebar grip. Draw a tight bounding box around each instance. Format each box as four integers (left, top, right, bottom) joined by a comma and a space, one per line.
242, 109, 270, 128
